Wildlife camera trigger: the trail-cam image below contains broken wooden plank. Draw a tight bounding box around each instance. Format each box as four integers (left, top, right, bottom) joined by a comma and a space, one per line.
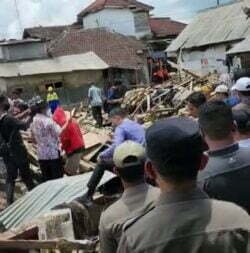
0, 239, 97, 251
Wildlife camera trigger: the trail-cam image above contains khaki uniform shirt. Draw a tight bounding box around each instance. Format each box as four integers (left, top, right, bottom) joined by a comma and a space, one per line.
117, 188, 250, 253
99, 184, 160, 253
233, 102, 250, 111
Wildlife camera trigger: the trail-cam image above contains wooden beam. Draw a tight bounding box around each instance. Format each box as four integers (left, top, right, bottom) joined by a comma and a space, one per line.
0, 239, 96, 251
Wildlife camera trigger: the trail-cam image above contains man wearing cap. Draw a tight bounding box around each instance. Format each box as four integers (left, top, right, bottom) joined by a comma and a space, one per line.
99, 141, 159, 253
198, 101, 250, 213
211, 84, 239, 107
232, 77, 250, 110
117, 117, 250, 253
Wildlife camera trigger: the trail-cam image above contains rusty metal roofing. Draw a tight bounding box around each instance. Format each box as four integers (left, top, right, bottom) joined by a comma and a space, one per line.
0, 171, 115, 230
167, 1, 250, 52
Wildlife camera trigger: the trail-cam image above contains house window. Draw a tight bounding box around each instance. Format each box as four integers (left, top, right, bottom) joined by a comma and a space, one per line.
134, 12, 149, 33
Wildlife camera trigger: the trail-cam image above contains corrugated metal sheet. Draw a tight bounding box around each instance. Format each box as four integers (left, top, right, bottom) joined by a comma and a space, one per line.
0, 171, 115, 230
167, 1, 250, 52
0, 52, 109, 78
227, 37, 250, 54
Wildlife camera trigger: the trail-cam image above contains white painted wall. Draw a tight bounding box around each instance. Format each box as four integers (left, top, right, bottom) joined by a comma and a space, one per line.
0, 48, 3, 60
180, 44, 233, 75
83, 9, 151, 38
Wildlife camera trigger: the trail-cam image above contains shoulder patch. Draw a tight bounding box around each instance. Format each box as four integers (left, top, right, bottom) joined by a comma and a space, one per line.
122, 206, 155, 232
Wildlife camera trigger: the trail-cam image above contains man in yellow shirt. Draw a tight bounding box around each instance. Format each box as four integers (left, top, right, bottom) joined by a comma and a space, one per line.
46, 86, 59, 114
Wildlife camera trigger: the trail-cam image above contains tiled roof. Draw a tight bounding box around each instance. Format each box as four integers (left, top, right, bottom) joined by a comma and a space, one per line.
23, 24, 80, 41
78, 0, 153, 18
149, 18, 186, 38
49, 28, 147, 69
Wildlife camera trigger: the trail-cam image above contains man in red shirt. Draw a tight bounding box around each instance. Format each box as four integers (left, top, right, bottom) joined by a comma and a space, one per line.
53, 107, 85, 175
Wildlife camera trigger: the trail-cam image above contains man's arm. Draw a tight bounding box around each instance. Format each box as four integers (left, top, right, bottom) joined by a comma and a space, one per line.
99, 126, 125, 161
8, 116, 29, 131
99, 218, 117, 253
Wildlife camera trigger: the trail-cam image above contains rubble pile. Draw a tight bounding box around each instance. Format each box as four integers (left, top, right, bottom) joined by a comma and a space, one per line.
123, 70, 218, 125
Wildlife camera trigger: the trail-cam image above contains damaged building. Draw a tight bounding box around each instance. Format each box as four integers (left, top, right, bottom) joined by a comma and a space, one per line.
167, 0, 250, 75
0, 28, 149, 104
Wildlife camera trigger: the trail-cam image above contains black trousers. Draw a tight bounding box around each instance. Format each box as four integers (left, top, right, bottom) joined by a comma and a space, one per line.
39, 158, 63, 182
91, 106, 103, 127
5, 158, 35, 206
87, 161, 113, 197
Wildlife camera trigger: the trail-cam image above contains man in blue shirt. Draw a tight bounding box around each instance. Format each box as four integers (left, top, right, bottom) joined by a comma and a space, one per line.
81, 108, 145, 202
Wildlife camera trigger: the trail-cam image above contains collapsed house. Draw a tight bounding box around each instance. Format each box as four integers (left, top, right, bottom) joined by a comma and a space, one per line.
0, 28, 149, 104
167, 0, 250, 75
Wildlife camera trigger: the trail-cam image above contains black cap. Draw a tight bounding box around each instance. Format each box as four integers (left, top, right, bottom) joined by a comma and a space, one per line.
146, 117, 202, 163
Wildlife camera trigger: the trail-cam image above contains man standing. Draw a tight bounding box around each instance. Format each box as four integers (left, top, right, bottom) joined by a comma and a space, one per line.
46, 86, 60, 114
99, 141, 159, 253
82, 108, 145, 202
117, 117, 250, 253
88, 83, 103, 127
0, 95, 35, 205
198, 101, 250, 213
31, 100, 63, 182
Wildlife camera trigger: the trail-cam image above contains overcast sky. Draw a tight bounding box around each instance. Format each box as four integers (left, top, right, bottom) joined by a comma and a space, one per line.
0, 0, 233, 39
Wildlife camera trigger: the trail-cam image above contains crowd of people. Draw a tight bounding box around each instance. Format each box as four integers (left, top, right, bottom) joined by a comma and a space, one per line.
0, 75, 249, 252
94, 77, 250, 252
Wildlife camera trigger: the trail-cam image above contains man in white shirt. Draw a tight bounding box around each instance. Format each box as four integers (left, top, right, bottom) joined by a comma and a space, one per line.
88, 84, 103, 127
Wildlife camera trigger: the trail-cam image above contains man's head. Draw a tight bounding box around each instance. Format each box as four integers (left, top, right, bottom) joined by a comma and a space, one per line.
145, 117, 203, 190
233, 109, 250, 141
109, 107, 127, 127
212, 84, 229, 100
199, 101, 235, 144
186, 92, 207, 118
0, 95, 10, 113
33, 100, 48, 115
11, 88, 22, 100
47, 86, 53, 93
113, 141, 145, 184
232, 77, 250, 99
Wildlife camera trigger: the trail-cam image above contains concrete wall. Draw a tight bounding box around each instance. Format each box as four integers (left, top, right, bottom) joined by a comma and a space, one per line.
180, 44, 235, 75
3, 70, 104, 105
0, 78, 7, 92
83, 9, 151, 38
1, 42, 47, 62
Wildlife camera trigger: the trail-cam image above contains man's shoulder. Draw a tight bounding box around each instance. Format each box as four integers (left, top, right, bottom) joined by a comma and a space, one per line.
100, 198, 127, 227
101, 185, 159, 227
121, 198, 250, 250
199, 146, 250, 181
208, 199, 250, 230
